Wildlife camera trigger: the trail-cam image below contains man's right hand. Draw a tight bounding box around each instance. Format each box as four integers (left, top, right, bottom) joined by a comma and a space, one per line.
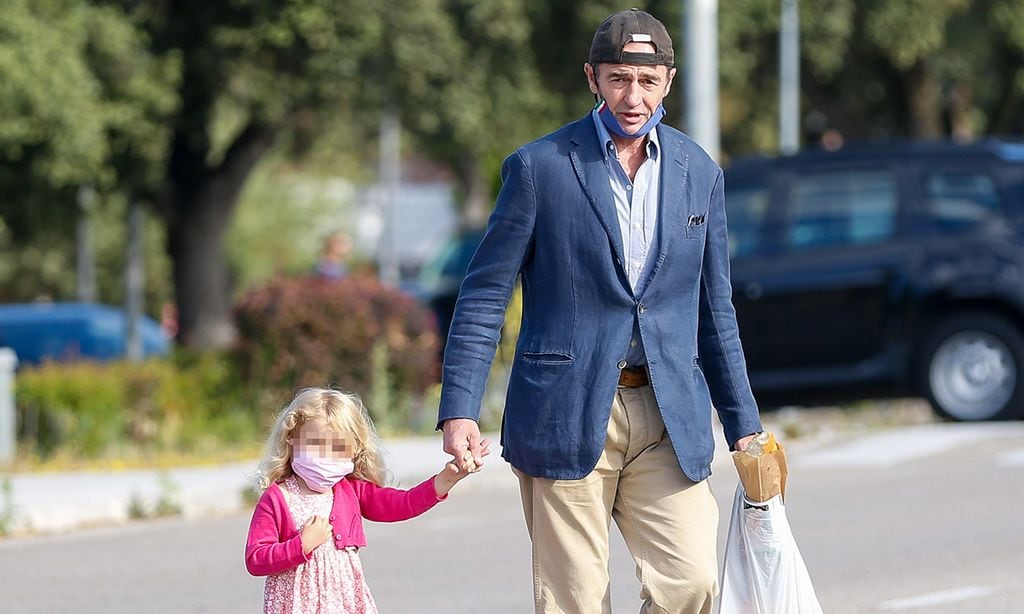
442, 418, 491, 473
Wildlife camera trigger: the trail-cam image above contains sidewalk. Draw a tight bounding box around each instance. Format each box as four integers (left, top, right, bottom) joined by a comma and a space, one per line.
2, 423, 745, 536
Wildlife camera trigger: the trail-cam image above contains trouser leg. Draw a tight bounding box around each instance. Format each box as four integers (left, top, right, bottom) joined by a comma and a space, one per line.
612, 385, 719, 614
514, 391, 632, 614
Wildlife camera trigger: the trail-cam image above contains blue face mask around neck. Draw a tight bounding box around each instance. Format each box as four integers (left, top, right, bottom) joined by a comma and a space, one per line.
597, 100, 665, 139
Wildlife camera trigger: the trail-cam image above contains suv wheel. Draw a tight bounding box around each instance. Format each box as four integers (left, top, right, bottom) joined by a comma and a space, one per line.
920, 313, 1024, 421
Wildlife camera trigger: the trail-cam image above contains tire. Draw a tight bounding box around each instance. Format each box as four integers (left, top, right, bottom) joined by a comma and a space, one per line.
919, 312, 1024, 421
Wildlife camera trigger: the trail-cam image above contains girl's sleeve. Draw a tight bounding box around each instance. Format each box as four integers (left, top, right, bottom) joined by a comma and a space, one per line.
354, 476, 446, 522
244, 488, 309, 576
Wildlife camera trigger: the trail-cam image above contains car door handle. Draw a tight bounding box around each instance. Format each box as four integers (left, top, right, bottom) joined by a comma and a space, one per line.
744, 283, 764, 300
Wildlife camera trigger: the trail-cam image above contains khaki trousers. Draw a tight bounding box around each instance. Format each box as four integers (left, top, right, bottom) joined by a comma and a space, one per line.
515, 385, 719, 614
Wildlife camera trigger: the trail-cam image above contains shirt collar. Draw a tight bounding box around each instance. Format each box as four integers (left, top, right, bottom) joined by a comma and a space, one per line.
590, 107, 661, 163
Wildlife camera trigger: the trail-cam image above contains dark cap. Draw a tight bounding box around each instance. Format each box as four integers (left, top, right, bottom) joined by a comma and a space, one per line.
589, 8, 674, 67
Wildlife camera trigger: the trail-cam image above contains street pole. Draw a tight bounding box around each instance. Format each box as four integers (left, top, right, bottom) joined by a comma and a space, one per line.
683, 0, 720, 161
779, 0, 800, 155
378, 111, 401, 286
0, 348, 16, 465
124, 202, 144, 361
76, 186, 97, 303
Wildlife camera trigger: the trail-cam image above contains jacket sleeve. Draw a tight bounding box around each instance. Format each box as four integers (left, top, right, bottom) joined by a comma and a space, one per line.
697, 169, 764, 448
437, 150, 537, 427
354, 477, 445, 522
244, 487, 309, 576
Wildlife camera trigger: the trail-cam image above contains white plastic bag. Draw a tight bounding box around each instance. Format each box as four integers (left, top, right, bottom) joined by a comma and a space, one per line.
718, 485, 823, 614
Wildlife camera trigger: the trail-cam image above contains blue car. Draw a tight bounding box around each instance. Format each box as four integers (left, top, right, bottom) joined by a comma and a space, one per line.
0, 303, 170, 366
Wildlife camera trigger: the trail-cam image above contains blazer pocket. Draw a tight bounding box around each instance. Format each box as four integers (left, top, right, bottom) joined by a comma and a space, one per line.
520, 351, 574, 365
685, 211, 708, 239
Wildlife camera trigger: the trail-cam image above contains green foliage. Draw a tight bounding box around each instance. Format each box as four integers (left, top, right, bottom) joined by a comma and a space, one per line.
0, 0, 176, 311
0, 478, 14, 535
234, 275, 440, 431
0, 0, 178, 227
863, 0, 970, 70
14, 354, 258, 461
226, 163, 355, 295
127, 474, 183, 519
0, 195, 173, 312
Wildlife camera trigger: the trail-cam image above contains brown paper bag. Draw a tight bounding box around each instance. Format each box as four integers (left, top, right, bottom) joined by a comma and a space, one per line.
732, 440, 788, 503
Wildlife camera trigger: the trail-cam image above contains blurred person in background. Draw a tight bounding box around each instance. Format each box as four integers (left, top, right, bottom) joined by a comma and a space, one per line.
437, 8, 762, 614
314, 231, 352, 281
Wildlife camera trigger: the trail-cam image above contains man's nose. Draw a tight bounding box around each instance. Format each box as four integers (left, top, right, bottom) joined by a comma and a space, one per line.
624, 80, 644, 106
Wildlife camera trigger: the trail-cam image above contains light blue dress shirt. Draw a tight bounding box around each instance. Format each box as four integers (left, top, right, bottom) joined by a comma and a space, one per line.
591, 109, 662, 367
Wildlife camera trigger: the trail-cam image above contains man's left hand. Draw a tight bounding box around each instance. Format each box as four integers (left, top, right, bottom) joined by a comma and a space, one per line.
733, 433, 757, 452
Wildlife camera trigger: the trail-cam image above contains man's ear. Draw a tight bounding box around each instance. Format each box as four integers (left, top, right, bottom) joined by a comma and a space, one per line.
584, 62, 600, 95
665, 66, 677, 96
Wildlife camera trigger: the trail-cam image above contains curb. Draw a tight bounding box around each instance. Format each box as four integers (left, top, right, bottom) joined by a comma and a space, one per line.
0, 434, 510, 536
2, 420, 751, 537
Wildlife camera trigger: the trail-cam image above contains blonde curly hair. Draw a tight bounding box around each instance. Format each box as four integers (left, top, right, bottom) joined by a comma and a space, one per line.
255, 387, 390, 491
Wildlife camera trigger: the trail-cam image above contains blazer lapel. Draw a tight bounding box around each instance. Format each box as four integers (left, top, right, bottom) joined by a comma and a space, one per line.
645, 126, 690, 288
569, 118, 627, 275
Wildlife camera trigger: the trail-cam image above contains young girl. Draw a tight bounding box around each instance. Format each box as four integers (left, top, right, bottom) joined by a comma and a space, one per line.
245, 387, 473, 613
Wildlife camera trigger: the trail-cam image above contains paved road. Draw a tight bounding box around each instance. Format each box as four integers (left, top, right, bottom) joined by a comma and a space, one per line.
2, 421, 1023, 613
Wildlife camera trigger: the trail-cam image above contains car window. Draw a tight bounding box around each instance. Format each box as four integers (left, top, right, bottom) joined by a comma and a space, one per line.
924, 171, 1001, 230
725, 183, 770, 258
785, 170, 898, 250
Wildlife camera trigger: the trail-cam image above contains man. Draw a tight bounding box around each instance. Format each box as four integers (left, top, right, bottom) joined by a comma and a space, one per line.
438, 9, 763, 614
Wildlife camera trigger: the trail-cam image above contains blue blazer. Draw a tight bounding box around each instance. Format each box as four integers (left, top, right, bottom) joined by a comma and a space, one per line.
438, 116, 763, 481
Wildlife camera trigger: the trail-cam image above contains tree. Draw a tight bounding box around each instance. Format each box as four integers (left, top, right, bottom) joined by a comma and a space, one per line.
0, 0, 177, 306
382, 0, 557, 226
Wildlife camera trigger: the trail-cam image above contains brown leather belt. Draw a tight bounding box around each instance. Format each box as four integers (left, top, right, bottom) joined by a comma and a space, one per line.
618, 365, 649, 388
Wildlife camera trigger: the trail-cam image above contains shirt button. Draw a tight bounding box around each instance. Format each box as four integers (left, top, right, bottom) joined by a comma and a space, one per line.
626, 185, 632, 191
630, 339, 638, 348
617, 359, 627, 369
638, 304, 647, 314
329, 515, 335, 521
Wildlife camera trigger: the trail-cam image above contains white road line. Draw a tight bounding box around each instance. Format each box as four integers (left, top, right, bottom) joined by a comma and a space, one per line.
997, 447, 1024, 466
878, 585, 998, 610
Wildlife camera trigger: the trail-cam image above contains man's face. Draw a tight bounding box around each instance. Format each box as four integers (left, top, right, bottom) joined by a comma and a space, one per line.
586, 42, 676, 136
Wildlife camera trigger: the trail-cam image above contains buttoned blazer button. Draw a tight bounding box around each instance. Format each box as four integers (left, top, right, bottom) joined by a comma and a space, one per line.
617, 359, 627, 369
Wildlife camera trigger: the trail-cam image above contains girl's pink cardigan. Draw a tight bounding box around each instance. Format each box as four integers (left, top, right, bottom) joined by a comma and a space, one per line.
245, 475, 444, 576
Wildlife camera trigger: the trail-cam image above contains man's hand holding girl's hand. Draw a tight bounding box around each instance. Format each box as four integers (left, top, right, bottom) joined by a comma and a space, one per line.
300, 515, 332, 555
434, 460, 472, 497
441, 418, 492, 473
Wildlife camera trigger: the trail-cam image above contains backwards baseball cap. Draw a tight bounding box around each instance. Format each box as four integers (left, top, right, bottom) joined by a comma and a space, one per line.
589, 8, 674, 67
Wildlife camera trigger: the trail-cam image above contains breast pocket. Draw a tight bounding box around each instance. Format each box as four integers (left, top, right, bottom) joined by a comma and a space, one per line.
685, 211, 708, 240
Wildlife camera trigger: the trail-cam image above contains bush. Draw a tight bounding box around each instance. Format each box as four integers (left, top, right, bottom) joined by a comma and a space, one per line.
234, 274, 440, 431
14, 353, 260, 462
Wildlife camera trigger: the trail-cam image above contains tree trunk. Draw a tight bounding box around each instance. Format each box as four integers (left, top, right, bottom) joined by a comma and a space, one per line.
164, 123, 274, 349
906, 59, 943, 139
946, 83, 973, 141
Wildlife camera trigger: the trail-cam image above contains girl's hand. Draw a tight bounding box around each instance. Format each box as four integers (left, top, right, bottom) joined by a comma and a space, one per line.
300, 515, 332, 555
433, 461, 471, 497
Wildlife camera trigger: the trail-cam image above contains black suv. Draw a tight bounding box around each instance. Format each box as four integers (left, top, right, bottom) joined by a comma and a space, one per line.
725, 140, 1024, 421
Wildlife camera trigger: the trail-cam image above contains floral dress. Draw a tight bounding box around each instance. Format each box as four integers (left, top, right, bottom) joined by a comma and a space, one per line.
263, 476, 378, 614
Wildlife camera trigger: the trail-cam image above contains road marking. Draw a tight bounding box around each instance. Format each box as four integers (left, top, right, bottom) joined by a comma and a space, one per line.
997, 447, 1024, 466
878, 585, 998, 610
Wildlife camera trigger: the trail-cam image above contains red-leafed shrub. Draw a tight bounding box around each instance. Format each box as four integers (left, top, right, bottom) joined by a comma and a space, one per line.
234, 275, 440, 427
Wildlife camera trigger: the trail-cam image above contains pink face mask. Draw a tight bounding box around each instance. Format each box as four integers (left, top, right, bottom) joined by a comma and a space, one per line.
292, 449, 354, 493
